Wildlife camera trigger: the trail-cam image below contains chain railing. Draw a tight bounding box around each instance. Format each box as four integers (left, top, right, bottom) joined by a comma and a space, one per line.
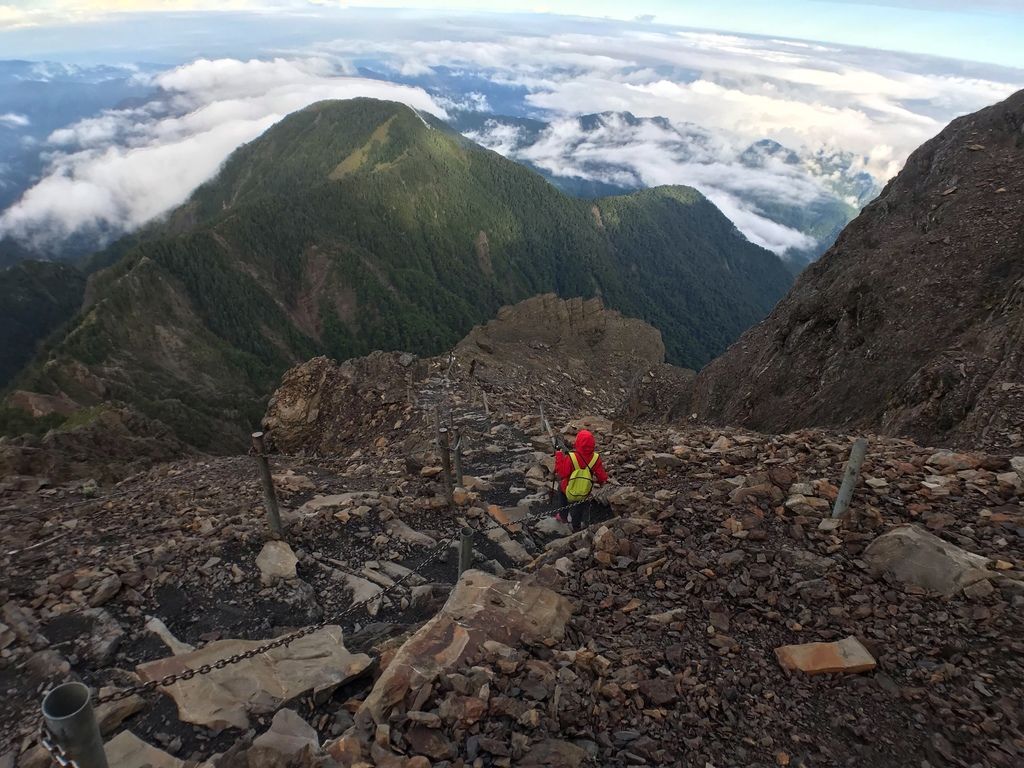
30, 363, 591, 764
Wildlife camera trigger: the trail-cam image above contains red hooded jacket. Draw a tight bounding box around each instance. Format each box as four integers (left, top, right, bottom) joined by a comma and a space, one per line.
554, 429, 609, 494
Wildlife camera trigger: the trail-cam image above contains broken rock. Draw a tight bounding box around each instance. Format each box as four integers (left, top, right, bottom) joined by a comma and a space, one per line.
356, 570, 572, 727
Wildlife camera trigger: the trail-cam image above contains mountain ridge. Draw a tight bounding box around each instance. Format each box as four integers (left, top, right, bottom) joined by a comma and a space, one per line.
691, 87, 1024, 451
6, 97, 791, 450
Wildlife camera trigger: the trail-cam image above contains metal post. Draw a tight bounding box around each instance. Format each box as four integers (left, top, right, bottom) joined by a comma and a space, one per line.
458, 527, 474, 577
42, 682, 110, 768
832, 437, 868, 519
452, 428, 463, 488
434, 407, 453, 506
251, 432, 283, 537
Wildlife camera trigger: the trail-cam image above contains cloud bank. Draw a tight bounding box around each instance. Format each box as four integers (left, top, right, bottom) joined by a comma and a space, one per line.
0, 57, 446, 245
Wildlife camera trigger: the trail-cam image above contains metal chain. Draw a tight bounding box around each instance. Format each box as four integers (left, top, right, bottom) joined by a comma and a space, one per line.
93, 527, 459, 704
92, 495, 584, 705
39, 725, 81, 768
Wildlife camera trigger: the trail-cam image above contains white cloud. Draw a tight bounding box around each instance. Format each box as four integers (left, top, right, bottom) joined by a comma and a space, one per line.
0, 57, 446, 245
0, 112, 31, 128
330, 29, 1021, 181
469, 113, 824, 254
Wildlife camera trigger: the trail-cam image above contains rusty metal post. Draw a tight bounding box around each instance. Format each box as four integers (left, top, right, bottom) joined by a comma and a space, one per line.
453, 428, 464, 488
832, 437, 868, 519
434, 406, 453, 506
458, 527, 474, 577
42, 682, 109, 768
251, 431, 283, 537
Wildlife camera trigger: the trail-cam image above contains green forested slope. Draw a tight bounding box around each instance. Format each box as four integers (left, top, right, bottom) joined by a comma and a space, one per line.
0, 260, 85, 386
12, 99, 791, 449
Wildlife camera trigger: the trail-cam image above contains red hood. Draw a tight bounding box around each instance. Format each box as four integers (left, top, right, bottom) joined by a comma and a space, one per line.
574, 429, 596, 460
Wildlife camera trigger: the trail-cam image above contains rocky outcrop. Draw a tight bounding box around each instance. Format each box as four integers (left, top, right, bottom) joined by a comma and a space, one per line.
0, 405, 188, 484
263, 295, 685, 456
263, 352, 428, 456
692, 88, 1024, 452
457, 294, 665, 387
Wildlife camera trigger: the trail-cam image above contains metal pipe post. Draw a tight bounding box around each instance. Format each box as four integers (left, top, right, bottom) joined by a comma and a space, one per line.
452, 429, 464, 488
439, 427, 453, 505
251, 432, 283, 537
42, 682, 110, 768
832, 437, 869, 519
458, 527, 474, 577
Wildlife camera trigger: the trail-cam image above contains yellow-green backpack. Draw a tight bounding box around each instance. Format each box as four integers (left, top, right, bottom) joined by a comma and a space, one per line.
565, 452, 599, 502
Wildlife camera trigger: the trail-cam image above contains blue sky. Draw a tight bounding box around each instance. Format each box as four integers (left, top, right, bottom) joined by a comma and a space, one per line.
1, 1, 1022, 68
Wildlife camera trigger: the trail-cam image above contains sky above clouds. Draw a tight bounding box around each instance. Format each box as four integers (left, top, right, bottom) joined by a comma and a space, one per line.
0, 2, 1021, 254
1, 1, 1022, 67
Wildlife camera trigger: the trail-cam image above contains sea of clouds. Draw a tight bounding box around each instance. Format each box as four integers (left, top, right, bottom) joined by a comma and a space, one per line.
0, 13, 1021, 254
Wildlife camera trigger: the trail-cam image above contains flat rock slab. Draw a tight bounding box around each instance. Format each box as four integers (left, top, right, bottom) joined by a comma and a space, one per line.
105, 731, 184, 768
356, 570, 572, 728
775, 636, 876, 675
137, 625, 371, 730
863, 524, 992, 596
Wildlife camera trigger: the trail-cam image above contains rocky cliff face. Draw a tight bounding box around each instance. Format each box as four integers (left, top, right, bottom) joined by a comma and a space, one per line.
692, 88, 1024, 451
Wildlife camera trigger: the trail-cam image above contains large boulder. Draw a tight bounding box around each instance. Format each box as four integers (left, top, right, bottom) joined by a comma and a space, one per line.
136, 626, 371, 730
863, 525, 993, 596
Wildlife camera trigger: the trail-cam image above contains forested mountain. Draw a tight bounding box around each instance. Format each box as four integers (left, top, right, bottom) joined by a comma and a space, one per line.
0, 260, 85, 386
9, 98, 791, 450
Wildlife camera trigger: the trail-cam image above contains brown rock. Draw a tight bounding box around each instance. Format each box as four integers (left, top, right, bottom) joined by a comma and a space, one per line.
404, 726, 455, 760
775, 636, 876, 674
519, 738, 588, 768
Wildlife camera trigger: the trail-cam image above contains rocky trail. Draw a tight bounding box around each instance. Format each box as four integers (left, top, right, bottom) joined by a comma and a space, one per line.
1, 296, 1023, 768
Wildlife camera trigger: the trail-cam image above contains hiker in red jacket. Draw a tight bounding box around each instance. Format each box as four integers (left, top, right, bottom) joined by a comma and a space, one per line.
553, 429, 609, 531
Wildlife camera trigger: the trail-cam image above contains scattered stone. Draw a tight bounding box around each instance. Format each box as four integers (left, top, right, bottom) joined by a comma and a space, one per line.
144, 616, 195, 655
95, 688, 144, 735
255, 541, 298, 586
88, 574, 122, 607
384, 518, 437, 548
